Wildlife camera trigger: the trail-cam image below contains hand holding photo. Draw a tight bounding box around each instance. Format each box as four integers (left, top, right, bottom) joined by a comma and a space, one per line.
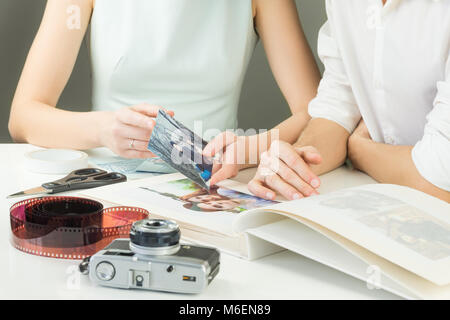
147, 110, 214, 190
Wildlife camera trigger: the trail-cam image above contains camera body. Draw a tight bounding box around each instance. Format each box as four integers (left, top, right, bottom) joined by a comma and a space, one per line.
87, 219, 220, 294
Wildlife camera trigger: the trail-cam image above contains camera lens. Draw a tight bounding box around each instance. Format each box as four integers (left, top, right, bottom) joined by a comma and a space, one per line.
129, 219, 180, 256
147, 221, 161, 227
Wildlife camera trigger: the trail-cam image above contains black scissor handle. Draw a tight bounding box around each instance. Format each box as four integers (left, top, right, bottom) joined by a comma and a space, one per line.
42, 168, 126, 193
70, 168, 107, 177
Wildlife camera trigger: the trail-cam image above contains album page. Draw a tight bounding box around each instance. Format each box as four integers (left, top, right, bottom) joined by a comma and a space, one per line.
234, 184, 450, 286
81, 173, 281, 237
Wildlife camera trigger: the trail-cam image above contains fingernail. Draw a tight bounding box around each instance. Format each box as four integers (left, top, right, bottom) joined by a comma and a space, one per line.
292, 193, 301, 200
311, 179, 320, 189
266, 193, 274, 200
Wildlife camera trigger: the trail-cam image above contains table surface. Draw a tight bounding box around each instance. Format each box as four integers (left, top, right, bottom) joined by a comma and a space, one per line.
0, 144, 400, 300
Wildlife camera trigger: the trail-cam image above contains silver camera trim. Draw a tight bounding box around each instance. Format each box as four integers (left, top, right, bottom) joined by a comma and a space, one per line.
129, 242, 180, 256
82, 218, 220, 294
131, 219, 179, 234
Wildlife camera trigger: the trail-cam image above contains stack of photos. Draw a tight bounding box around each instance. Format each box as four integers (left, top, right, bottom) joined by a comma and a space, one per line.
148, 110, 214, 190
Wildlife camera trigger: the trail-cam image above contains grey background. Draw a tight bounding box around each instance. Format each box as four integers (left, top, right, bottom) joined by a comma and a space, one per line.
0, 0, 326, 143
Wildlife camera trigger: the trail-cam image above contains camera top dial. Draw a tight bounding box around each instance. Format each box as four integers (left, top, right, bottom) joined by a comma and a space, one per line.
130, 219, 181, 256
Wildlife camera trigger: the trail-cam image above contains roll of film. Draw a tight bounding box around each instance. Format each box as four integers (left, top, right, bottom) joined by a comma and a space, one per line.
10, 196, 149, 259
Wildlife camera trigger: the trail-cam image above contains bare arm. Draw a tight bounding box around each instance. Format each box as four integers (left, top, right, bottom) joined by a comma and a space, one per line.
245, 4, 360, 199
9, 0, 100, 149
348, 122, 450, 203
255, 0, 321, 116
251, 0, 321, 150
295, 118, 349, 176
205, 0, 321, 183
247, 118, 348, 200
8, 0, 163, 158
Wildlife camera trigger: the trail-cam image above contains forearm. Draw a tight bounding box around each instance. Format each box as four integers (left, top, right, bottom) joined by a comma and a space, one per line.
255, 0, 321, 114
242, 116, 349, 174
241, 110, 311, 168
244, 0, 320, 167
295, 118, 350, 175
7, 0, 96, 149
349, 138, 450, 202
9, 101, 111, 150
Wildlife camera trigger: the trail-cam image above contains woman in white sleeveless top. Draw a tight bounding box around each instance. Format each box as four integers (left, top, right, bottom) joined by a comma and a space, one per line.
9, 0, 320, 159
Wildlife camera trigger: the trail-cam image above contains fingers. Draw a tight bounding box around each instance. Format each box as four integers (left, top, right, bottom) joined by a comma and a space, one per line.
111, 122, 152, 153
248, 178, 276, 200
131, 103, 174, 117
209, 160, 222, 185
117, 104, 174, 130
266, 153, 318, 197
114, 123, 152, 142
110, 137, 154, 157
271, 141, 321, 189
205, 132, 241, 185
211, 161, 222, 176
107, 103, 172, 159
203, 131, 237, 157
263, 170, 304, 200
247, 142, 323, 200
121, 149, 155, 159
209, 151, 239, 185
116, 107, 156, 129
124, 139, 150, 152
210, 163, 239, 186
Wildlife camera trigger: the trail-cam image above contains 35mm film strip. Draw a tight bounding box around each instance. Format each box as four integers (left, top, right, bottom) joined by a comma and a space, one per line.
10, 196, 149, 260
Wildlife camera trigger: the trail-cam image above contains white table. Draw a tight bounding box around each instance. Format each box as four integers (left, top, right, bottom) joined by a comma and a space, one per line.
0, 144, 400, 299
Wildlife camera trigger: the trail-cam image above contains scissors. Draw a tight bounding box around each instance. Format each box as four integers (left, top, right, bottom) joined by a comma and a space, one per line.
7, 168, 127, 199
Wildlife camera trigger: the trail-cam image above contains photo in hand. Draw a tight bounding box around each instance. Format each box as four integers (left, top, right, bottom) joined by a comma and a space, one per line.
148, 110, 214, 190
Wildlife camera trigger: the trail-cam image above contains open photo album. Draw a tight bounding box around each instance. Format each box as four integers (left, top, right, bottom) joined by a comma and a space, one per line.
81, 172, 450, 300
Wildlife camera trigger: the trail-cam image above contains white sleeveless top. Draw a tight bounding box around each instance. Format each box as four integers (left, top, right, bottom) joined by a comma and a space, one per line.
90, 0, 258, 135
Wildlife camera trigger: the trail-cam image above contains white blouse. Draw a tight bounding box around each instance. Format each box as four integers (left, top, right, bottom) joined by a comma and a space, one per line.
309, 0, 450, 191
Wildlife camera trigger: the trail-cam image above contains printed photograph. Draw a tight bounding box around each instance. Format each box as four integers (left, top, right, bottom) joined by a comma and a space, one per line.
318, 190, 450, 260
147, 110, 213, 190
140, 178, 277, 214
318, 190, 405, 218
91, 156, 176, 175
357, 206, 450, 261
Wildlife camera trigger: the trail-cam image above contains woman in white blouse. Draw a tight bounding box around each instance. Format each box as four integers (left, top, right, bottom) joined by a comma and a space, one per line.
208, 0, 450, 202
8, 0, 320, 158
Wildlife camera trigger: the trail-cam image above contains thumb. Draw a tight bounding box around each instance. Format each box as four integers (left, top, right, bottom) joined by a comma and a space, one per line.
132, 104, 174, 118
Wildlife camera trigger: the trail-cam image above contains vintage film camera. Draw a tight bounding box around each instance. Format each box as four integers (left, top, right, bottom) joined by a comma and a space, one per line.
80, 219, 220, 294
